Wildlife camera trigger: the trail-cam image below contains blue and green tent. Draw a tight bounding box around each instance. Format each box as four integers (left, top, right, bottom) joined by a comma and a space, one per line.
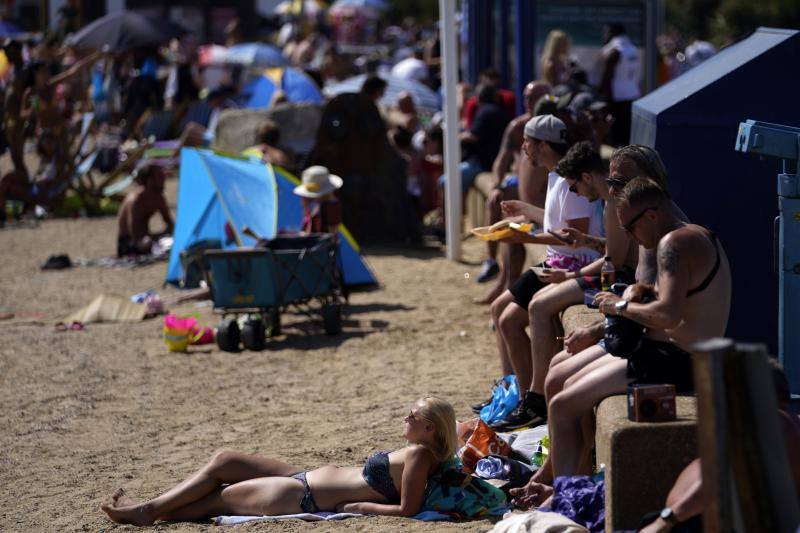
167, 149, 377, 288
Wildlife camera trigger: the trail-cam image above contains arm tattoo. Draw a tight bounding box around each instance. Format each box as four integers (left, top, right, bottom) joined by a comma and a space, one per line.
658, 243, 680, 276
586, 235, 606, 254
638, 247, 658, 284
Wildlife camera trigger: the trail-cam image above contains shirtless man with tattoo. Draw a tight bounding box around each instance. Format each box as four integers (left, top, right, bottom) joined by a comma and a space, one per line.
511, 146, 692, 504
514, 177, 731, 507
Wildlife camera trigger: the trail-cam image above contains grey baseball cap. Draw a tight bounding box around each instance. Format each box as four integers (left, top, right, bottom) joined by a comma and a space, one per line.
524, 114, 567, 143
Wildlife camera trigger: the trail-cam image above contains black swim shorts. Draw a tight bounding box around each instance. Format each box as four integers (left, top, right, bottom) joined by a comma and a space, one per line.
625, 338, 694, 393
508, 263, 549, 308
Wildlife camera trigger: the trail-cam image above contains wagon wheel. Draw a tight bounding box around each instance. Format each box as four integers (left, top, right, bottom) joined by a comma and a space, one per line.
216, 318, 241, 352
321, 303, 342, 336
241, 316, 266, 351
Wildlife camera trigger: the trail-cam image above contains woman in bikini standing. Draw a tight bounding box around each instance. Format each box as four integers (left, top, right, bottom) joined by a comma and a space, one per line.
101, 397, 457, 525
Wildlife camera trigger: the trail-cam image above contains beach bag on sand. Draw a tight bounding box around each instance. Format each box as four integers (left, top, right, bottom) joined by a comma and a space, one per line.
422, 458, 509, 518
458, 419, 512, 473
479, 375, 519, 425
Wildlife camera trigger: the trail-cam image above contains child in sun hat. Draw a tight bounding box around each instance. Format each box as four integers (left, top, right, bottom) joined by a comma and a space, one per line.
293, 165, 343, 235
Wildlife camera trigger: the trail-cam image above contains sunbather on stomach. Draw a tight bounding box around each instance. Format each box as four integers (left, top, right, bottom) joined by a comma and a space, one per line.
100, 397, 457, 525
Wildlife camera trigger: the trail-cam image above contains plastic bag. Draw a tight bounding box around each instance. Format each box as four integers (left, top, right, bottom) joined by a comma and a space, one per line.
479, 374, 520, 425
458, 419, 512, 473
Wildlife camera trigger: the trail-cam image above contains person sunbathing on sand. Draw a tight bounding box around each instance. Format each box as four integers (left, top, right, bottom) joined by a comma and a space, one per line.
101, 396, 457, 525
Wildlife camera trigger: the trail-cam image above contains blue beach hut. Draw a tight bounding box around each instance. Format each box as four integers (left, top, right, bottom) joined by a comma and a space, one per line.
631, 27, 800, 352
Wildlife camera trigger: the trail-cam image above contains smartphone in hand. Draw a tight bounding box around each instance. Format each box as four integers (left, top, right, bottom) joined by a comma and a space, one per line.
584, 289, 600, 308
548, 230, 574, 245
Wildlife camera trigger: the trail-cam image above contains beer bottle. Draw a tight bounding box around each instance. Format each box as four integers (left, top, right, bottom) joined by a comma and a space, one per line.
601, 256, 615, 291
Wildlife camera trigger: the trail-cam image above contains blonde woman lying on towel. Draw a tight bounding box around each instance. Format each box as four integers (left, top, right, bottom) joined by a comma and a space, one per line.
101, 397, 457, 525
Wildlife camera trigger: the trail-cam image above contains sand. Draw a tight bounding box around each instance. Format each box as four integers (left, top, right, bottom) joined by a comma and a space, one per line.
0, 174, 522, 531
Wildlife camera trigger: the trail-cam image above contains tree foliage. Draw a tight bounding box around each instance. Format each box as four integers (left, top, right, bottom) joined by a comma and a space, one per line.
666, 0, 800, 44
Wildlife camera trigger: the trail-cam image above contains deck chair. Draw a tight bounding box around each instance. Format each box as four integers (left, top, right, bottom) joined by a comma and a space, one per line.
26, 112, 96, 207
141, 110, 176, 141
68, 141, 149, 212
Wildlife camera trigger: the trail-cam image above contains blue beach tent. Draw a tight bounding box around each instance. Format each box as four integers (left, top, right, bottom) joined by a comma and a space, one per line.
166, 149, 278, 284
631, 27, 800, 353
242, 67, 323, 108
167, 149, 377, 288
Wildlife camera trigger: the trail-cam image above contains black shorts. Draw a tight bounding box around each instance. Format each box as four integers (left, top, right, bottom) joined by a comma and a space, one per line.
508, 263, 549, 308
117, 235, 138, 257
625, 338, 694, 393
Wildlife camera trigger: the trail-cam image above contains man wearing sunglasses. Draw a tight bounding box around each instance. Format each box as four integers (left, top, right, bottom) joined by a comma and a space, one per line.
546, 177, 731, 483
514, 148, 706, 505
516, 141, 641, 391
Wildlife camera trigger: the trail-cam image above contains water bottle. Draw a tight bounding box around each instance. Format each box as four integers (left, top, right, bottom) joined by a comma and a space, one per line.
601, 256, 615, 291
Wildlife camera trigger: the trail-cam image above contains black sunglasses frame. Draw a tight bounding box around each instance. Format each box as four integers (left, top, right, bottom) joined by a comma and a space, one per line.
621, 204, 659, 233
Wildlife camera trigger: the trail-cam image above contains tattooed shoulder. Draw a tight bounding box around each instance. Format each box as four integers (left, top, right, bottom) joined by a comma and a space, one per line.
657, 241, 680, 275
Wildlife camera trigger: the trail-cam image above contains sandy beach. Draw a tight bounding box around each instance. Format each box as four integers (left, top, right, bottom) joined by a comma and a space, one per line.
0, 174, 516, 531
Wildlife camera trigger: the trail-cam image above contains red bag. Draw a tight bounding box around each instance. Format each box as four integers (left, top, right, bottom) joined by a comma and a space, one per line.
458, 419, 511, 473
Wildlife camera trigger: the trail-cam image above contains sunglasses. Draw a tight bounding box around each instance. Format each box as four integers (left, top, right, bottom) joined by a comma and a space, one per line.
405, 410, 430, 423
568, 174, 584, 194
620, 204, 659, 233
605, 177, 628, 190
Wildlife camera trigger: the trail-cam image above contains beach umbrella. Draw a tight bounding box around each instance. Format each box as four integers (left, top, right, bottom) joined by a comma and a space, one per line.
0, 20, 22, 37
0, 50, 9, 80
221, 42, 289, 68
197, 44, 228, 67
324, 74, 441, 114
330, 0, 388, 10
241, 67, 323, 108
65, 10, 186, 52
275, 0, 326, 17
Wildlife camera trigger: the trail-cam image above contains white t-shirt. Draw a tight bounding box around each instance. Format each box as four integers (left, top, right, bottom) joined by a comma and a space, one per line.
391, 57, 429, 82
602, 35, 641, 102
543, 172, 604, 264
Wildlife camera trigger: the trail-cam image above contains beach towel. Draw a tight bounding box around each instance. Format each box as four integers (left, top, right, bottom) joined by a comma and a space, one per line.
214, 510, 453, 526
488, 510, 589, 533
61, 294, 147, 324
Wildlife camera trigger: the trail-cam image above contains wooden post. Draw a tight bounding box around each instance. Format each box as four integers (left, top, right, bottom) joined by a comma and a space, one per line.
693, 338, 800, 532
692, 338, 734, 533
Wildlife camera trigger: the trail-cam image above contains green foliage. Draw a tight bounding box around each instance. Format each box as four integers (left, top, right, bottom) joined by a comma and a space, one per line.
665, 0, 721, 40
666, 0, 800, 44
385, 0, 442, 26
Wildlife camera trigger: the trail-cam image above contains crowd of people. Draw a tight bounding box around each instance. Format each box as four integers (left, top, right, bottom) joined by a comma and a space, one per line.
1, 8, 794, 530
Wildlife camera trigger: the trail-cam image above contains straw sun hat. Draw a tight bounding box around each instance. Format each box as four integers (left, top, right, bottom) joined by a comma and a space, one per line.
293, 166, 343, 198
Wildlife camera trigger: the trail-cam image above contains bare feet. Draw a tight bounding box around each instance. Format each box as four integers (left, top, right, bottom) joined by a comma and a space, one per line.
509, 480, 554, 509
101, 490, 156, 526
111, 488, 137, 508
472, 281, 505, 305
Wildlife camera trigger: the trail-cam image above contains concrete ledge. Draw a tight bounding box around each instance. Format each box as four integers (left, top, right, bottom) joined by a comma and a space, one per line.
596, 395, 698, 532
561, 303, 601, 336
465, 171, 496, 231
